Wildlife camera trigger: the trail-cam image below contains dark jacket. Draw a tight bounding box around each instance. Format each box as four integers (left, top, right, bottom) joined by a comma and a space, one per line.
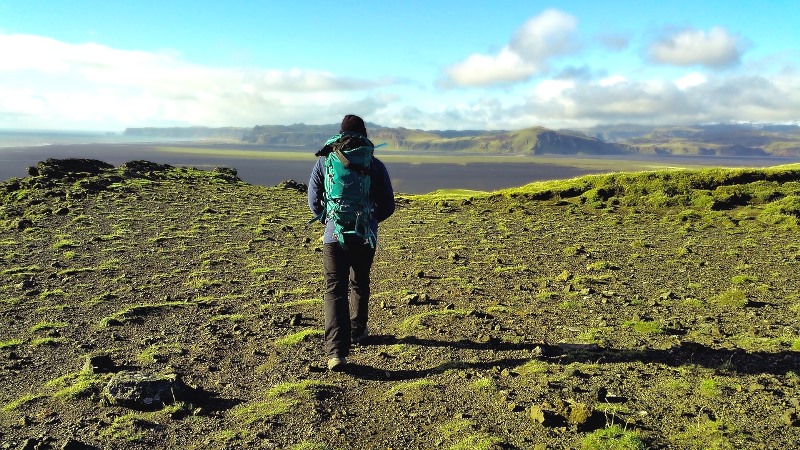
308, 156, 395, 244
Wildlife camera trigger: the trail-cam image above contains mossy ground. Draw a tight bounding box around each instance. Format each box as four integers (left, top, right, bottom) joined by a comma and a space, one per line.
1, 161, 800, 449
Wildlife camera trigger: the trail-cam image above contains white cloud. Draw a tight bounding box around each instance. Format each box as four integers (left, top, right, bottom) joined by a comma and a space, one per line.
648, 27, 743, 68
674, 72, 707, 90
444, 9, 578, 87
534, 79, 575, 101
0, 33, 395, 129
599, 75, 626, 87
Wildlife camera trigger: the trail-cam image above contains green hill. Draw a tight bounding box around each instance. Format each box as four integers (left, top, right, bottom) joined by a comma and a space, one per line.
127, 123, 800, 157
3, 159, 799, 448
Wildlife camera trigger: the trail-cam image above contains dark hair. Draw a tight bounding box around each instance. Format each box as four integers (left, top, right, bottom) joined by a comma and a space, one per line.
341, 114, 367, 136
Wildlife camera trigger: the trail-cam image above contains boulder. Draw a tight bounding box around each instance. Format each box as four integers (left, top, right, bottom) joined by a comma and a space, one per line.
83, 354, 116, 374
101, 371, 190, 410
276, 179, 307, 192
119, 160, 174, 178
33, 159, 113, 181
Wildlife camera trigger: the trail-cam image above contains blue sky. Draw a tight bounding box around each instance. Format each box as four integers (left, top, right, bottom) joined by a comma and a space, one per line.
1, 0, 798, 131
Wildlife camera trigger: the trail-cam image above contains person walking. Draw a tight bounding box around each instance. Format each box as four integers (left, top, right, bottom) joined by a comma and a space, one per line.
308, 114, 395, 371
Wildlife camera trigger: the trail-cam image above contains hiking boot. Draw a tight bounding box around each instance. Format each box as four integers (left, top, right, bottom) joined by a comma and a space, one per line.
327, 356, 347, 372
352, 327, 369, 345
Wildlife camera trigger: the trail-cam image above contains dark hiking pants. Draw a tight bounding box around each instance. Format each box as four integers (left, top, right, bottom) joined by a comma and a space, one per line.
323, 239, 376, 358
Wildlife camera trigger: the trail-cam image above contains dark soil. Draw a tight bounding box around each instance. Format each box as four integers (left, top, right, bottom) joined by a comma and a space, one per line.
1, 159, 800, 449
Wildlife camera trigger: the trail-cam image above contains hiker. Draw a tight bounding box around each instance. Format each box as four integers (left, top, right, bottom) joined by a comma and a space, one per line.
308, 114, 395, 371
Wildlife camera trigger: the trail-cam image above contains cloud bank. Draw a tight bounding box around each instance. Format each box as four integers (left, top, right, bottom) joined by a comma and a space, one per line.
648, 27, 743, 68
444, 9, 579, 87
0, 34, 393, 129
0, 11, 798, 133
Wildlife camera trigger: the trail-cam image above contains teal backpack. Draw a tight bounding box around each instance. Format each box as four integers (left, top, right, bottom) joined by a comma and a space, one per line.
316, 132, 377, 248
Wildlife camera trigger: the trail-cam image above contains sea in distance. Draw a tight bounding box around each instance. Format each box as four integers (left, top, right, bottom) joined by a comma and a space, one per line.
2, 129, 798, 194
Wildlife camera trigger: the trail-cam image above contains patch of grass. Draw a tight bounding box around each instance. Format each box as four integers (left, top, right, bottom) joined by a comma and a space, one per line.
586, 261, 617, 271
274, 328, 323, 346
229, 397, 294, 425
251, 267, 279, 275
99, 412, 152, 442
138, 343, 186, 364
0, 338, 23, 349
52, 238, 79, 249
386, 379, 435, 400
267, 380, 336, 399
2, 393, 44, 411
46, 371, 111, 400
438, 418, 475, 439
2, 264, 42, 277
98, 301, 192, 327
581, 425, 646, 450
516, 359, 549, 376
400, 309, 471, 331
31, 337, 65, 347
29, 321, 68, 333
624, 320, 663, 335
699, 378, 721, 398
711, 289, 747, 307
730, 275, 758, 285
470, 377, 497, 392
37, 289, 67, 300
673, 419, 738, 450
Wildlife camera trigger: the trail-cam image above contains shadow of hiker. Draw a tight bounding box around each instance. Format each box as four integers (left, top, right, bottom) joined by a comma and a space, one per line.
349, 334, 800, 380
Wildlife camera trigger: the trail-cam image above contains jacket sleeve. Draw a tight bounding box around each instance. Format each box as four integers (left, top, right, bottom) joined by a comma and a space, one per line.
371, 158, 395, 223
308, 157, 325, 221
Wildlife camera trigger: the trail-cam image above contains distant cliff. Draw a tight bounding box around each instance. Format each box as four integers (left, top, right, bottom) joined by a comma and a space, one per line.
126, 122, 800, 157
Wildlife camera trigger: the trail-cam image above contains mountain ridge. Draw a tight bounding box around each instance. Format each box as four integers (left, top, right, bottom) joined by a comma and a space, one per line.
123, 122, 800, 157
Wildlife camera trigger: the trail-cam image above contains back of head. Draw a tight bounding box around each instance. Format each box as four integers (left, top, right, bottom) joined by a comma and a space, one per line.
341, 114, 367, 137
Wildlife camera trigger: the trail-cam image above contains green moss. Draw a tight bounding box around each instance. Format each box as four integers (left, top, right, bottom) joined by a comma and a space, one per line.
46, 371, 111, 399
229, 397, 293, 425
3, 393, 44, 411
712, 289, 747, 307
0, 338, 23, 349
274, 329, 323, 346
673, 419, 738, 450
624, 320, 663, 335
31, 337, 65, 347
29, 321, 68, 333
582, 425, 646, 450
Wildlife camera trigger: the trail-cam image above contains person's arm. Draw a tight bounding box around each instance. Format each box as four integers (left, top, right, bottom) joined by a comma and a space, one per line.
371, 158, 395, 223
308, 157, 326, 221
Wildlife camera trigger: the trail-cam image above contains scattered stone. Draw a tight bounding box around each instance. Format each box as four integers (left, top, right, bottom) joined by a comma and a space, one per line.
33, 158, 114, 181
276, 179, 307, 192
54, 207, 69, 215
415, 270, 425, 278
101, 371, 191, 410
289, 313, 303, 326
567, 402, 592, 426
60, 439, 89, 450
403, 293, 420, 305
83, 355, 116, 374
782, 410, 800, 427
529, 405, 562, 427
119, 160, 174, 178
19, 438, 40, 450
